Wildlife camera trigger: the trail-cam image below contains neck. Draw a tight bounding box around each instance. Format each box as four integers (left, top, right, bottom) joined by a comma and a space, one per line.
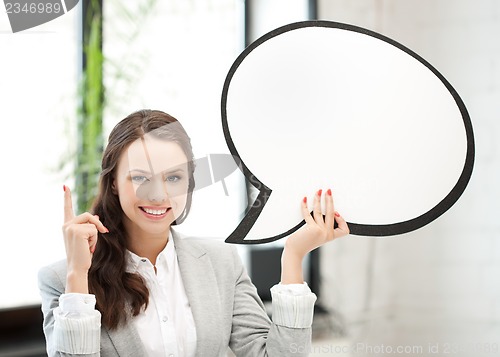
124, 224, 171, 266
128, 236, 168, 266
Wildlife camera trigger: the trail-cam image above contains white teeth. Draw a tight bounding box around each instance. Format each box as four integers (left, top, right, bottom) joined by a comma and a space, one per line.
143, 208, 167, 215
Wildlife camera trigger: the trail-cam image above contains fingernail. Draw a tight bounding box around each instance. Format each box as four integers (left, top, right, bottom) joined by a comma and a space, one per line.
91, 246, 96, 254
327, 189, 332, 196
104, 227, 109, 233
303, 196, 307, 203
317, 189, 322, 196
335, 212, 340, 217
63, 185, 66, 192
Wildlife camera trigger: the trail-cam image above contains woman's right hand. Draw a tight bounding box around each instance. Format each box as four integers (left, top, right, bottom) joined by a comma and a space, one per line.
62, 185, 108, 293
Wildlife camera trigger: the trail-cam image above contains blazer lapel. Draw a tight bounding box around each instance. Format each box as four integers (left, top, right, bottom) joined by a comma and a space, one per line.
173, 232, 224, 357
103, 319, 147, 357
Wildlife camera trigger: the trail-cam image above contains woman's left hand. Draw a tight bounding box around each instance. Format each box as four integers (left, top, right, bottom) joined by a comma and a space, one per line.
284, 189, 349, 260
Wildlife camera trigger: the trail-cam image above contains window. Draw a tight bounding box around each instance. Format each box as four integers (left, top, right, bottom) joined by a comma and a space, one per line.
0, 3, 79, 308
0, 0, 243, 309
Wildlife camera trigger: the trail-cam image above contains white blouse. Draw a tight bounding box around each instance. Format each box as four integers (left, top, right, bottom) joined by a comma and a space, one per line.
125, 237, 197, 357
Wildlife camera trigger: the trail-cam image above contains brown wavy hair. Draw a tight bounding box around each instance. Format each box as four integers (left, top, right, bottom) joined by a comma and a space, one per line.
88, 109, 195, 329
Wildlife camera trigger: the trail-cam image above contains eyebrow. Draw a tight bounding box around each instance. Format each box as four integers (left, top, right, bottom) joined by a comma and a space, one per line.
128, 168, 186, 175
128, 169, 150, 174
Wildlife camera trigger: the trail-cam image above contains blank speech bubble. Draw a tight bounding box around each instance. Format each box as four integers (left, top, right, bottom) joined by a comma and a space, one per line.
221, 21, 474, 244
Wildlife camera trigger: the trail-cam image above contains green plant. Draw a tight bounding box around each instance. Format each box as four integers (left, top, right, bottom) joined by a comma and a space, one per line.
75, 0, 104, 213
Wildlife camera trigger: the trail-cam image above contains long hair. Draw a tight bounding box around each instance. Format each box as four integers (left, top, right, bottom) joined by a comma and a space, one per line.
88, 109, 195, 329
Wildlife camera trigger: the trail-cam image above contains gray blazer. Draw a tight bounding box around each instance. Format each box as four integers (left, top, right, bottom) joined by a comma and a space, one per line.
38, 232, 312, 356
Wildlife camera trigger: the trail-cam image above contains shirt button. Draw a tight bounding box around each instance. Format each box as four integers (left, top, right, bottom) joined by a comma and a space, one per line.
162, 316, 168, 322
141, 259, 147, 263
169, 354, 174, 357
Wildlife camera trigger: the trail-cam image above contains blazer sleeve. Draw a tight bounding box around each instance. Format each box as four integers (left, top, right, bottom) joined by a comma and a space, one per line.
38, 263, 101, 357
228, 247, 316, 357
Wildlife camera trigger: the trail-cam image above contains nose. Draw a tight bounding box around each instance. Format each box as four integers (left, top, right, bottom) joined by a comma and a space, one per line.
136, 173, 168, 202
148, 174, 168, 202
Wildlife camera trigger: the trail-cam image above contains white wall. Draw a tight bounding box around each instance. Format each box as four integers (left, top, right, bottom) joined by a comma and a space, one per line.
317, 1, 500, 356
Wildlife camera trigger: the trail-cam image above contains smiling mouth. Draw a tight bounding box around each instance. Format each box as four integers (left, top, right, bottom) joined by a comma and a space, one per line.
139, 207, 170, 216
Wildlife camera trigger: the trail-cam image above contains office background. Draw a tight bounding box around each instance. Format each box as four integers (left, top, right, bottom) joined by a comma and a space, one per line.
0, 1, 498, 356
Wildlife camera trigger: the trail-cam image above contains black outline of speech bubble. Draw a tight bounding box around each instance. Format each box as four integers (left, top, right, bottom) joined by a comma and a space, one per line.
221, 20, 475, 244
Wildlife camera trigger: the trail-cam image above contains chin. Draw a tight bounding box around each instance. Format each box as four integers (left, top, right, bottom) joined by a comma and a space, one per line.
143, 224, 171, 235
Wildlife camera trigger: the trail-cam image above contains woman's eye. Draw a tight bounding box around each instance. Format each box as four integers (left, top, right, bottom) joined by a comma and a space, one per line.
132, 176, 149, 183
165, 175, 181, 183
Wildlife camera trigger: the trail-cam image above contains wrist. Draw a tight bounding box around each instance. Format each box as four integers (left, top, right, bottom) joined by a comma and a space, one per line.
66, 270, 89, 294
284, 238, 307, 260
280, 246, 305, 284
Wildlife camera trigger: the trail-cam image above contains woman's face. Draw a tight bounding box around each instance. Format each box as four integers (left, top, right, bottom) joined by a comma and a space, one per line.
113, 134, 189, 239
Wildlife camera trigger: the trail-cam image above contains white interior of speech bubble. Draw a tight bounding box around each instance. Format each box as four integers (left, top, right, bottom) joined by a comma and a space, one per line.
225, 26, 468, 240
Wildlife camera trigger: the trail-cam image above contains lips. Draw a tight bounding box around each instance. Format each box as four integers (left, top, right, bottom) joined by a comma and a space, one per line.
141, 207, 167, 215
139, 206, 171, 218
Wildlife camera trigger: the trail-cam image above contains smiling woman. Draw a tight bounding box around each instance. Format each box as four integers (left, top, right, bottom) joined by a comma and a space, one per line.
37, 109, 350, 356
86, 110, 196, 329
109, 113, 194, 266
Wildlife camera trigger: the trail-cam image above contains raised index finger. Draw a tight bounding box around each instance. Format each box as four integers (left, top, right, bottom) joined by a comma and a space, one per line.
63, 185, 75, 223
